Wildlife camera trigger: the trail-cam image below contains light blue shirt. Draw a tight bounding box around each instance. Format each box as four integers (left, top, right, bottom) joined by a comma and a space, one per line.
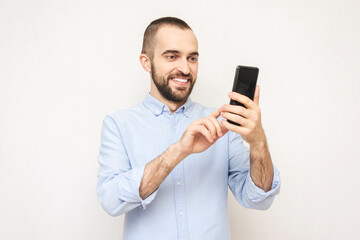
97, 94, 280, 240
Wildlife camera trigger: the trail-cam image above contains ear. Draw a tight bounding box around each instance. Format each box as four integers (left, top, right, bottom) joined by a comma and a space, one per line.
139, 54, 151, 72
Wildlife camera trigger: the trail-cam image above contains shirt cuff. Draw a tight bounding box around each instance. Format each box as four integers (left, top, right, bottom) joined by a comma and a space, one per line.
244, 166, 281, 203
117, 165, 158, 210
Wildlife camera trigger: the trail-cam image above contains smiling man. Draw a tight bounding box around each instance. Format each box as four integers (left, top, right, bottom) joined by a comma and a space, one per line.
97, 17, 280, 240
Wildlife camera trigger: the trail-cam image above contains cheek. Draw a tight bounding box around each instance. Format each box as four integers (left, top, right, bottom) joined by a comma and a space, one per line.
191, 64, 199, 75
158, 61, 178, 75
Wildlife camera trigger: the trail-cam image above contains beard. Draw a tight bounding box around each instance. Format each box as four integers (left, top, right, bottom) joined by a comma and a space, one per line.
151, 64, 196, 103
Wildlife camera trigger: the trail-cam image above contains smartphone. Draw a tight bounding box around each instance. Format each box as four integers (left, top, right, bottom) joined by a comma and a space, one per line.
228, 65, 259, 126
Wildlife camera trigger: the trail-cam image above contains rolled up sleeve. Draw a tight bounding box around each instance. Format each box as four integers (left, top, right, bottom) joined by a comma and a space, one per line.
227, 131, 280, 210
96, 116, 158, 216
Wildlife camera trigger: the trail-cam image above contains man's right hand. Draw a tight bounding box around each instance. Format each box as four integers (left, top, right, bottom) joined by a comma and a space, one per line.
140, 109, 228, 200
175, 109, 229, 156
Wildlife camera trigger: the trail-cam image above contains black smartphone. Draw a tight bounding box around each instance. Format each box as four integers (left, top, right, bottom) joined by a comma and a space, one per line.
228, 65, 259, 126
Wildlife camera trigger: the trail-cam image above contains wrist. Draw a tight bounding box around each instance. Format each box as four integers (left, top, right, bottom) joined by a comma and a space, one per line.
172, 142, 191, 160
249, 136, 267, 150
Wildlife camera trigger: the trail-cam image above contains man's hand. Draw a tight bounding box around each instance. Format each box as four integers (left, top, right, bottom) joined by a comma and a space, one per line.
176, 109, 229, 156
140, 109, 228, 200
220, 85, 274, 192
220, 85, 266, 146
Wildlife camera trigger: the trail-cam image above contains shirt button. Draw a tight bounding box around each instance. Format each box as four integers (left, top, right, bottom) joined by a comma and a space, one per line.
174, 125, 177, 129
177, 181, 181, 186
179, 211, 183, 216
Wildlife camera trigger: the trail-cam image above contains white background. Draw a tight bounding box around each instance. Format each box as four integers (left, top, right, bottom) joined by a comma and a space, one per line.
1, 0, 360, 239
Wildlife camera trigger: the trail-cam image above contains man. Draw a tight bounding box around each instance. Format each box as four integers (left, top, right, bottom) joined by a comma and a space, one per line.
97, 17, 280, 239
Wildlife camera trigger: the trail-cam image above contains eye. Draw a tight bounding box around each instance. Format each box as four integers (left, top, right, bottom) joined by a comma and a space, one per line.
166, 55, 176, 60
189, 56, 198, 62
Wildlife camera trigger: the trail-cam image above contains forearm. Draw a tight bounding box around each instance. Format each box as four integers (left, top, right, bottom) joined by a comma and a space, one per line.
139, 143, 189, 199
249, 138, 274, 192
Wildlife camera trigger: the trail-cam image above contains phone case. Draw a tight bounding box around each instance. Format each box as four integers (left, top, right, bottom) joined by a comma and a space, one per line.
228, 65, 259, 126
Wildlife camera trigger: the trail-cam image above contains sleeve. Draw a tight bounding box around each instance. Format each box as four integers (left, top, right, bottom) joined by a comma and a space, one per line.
227, 131, 280, 210
96, 115, 158, 216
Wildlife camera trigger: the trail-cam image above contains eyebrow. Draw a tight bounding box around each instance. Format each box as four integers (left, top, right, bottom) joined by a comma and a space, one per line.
161, 50, 199, 56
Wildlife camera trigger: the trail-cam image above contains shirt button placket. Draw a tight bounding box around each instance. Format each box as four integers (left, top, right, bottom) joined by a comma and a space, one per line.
172, 113, 189, 240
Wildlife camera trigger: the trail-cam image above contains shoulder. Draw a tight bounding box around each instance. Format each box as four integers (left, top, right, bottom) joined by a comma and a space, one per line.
103, 102, 148, 126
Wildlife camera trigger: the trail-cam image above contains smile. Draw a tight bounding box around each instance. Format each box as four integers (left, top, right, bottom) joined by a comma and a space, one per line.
172, 78, 188, 83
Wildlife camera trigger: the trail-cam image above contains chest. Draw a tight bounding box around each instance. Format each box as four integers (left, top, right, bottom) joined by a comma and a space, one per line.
120, 113, 193, 167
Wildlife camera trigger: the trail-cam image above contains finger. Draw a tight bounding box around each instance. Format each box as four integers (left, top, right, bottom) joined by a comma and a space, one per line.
221, 104, 250, 119
221, 119, 247, 135
210, 107, 222, 118
202, 118, 217, 139
228, 92, 257, 110
219, 122, 229, 136
221, 112, 249, 127
254, 85, 260, 106
198, 125, 214, 142
208, 115, 223, 137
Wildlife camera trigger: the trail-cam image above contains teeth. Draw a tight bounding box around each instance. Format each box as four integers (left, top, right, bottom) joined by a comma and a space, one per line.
172, 78, 188, 83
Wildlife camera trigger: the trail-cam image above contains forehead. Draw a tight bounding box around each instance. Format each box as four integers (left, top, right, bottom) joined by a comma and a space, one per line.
153, 26, 198, 54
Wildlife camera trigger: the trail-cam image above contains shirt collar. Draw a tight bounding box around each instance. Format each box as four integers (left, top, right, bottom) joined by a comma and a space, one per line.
143, 94, 193, 117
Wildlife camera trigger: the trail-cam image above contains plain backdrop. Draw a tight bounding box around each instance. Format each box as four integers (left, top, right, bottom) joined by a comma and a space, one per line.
1, 0, 360, 239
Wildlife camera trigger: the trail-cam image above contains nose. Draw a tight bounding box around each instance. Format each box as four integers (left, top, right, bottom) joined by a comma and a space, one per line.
176, 57, 190, 75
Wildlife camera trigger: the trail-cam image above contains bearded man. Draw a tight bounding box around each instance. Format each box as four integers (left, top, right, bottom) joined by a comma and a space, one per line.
97, 17, 280, 240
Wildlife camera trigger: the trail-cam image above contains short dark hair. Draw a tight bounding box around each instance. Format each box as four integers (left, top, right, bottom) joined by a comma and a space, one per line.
141, 17, 192, 59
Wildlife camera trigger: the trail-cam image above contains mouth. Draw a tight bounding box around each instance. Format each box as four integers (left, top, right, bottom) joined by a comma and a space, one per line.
170, 77, 190, 87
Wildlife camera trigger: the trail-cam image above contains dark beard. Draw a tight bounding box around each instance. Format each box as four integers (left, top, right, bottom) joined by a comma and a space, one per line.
151, 64, 195, 103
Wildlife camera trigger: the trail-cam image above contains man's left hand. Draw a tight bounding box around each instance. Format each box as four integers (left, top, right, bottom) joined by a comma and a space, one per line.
220, 85, 266, 146
220, 85, 274, 192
